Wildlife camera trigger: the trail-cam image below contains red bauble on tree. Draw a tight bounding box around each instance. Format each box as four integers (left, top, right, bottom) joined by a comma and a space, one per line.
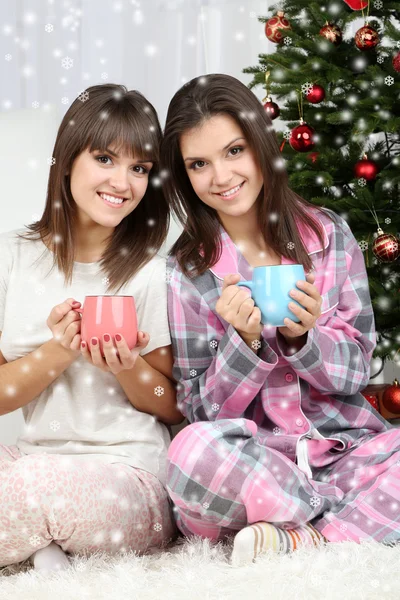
382, 380, 400, 414
354, 154, 379, 180
306, 84, 325, 104
265, 11, 291, 43
355, 25, 379, 50
319, 23, 342, 46
393, 51, 400, 73
263, 97, 280, 120
343, 0, 368, 8
307, 152, 319, 163
372, 228, 400, 263
289, 121, 315, 152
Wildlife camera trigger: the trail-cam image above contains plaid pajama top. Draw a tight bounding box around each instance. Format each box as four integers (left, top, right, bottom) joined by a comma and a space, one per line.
166, 207, 390, 477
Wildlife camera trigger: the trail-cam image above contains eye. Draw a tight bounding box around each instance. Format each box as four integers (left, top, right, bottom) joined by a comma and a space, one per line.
96, 155, 113, 165
228, 146, 244, 157
189, 160, 207, 171
132, 165, 149, 175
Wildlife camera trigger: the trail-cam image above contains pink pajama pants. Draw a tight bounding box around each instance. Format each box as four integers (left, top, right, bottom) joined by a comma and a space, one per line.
166, 419, 400, 545
0, 444, 178, 568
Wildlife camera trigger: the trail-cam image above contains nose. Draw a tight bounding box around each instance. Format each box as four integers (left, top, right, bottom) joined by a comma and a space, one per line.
108, 167, 130, 193
212, 162, 233, 189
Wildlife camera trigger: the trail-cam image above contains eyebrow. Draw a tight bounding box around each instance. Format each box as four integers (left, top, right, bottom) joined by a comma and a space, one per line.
99, 147, 154, 164
183, 137, 246, 162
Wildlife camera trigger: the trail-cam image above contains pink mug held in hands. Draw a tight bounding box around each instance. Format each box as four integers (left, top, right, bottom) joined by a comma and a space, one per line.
73, 295, 138, 355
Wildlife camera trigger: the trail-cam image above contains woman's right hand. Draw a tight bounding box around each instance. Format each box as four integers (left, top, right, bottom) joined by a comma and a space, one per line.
46, 298, 82, 356
215, 274, 263, 342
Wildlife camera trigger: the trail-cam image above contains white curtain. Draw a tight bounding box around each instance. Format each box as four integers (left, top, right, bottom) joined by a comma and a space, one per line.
0, 0, 275, 125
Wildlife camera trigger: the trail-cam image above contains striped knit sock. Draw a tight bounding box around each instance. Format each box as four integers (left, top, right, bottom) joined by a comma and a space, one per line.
231, 522, 326, 566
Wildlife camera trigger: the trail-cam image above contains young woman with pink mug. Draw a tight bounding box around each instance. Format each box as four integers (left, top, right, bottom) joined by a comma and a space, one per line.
0, 84, 183, 574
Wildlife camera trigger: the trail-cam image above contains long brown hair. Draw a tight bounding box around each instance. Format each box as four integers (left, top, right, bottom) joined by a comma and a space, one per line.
161, 74, 337, 278
18, 83, 169, 293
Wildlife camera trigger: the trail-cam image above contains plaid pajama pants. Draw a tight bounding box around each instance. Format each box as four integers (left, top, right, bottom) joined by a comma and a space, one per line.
166, 418, 400, 544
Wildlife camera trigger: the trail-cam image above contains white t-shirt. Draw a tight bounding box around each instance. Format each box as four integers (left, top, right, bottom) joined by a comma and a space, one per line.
0, 229, 172, 486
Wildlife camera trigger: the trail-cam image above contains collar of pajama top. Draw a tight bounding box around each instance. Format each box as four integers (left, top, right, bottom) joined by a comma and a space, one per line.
167, 208, 390, 478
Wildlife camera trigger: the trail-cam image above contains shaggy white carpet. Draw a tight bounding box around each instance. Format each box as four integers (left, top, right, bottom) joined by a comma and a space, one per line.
1, 535, 399, 600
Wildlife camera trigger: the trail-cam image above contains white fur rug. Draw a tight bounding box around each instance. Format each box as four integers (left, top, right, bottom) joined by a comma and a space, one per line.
1, 535, 399, 600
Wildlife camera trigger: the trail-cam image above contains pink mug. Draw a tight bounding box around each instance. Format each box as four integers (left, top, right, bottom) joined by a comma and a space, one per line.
73, 295, 138, 355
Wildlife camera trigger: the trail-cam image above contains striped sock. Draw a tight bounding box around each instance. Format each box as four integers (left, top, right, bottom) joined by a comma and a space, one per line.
231, 522, 326, 566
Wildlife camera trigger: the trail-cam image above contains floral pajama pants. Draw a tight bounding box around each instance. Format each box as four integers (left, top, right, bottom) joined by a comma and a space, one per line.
166, 418, 400, 545
0, 444, 178, 567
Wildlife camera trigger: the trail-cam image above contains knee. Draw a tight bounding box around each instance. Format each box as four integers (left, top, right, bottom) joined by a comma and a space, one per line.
167, 421, 215, 466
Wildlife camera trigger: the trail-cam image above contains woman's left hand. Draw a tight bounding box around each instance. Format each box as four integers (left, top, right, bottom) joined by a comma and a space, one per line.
277, 271, 322, 340
80, 332, 150, 374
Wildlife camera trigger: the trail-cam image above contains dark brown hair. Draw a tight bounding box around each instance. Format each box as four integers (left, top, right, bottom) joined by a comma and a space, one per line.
19, 83, 169, 293
160, 73, 337, 278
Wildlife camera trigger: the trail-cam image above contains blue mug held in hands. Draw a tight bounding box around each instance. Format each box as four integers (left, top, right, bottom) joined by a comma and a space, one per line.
236, 264, 306, 327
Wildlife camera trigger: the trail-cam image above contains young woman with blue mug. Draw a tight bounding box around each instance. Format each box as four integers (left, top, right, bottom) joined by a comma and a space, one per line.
160, 73, 399, 566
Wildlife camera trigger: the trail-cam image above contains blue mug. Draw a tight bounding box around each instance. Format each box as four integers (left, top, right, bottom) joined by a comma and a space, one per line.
236, 264, 306, 327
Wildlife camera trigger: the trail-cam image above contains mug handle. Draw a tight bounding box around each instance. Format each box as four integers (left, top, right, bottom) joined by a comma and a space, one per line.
236, 281, 253, 292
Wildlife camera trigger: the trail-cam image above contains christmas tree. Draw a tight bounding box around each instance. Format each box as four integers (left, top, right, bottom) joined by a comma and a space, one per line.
244, 0, 400, 378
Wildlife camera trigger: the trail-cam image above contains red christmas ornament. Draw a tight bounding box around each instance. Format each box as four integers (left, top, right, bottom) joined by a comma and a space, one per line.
289, 121, 315, 152
263, 98, 280, 120
393, 51, 400, 73
355, 25, 379, 50
306, 84, 326, 104
382, 379, 400, 414
265, 11, 291, 44
319, 23, 342, 46
372, 228, 400, 263
353, 154, 379, 181
307, 152, 319, 163
343, 0, 368, 9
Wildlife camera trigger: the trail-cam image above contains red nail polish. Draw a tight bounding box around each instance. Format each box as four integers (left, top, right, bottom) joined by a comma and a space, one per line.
103, 334, 110, 342
81, 341, 86, 349
91, 338, 98, 345
115, 334, 122, 342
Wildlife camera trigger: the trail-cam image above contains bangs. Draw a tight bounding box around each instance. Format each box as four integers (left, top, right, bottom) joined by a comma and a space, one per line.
86, 106, 159, 162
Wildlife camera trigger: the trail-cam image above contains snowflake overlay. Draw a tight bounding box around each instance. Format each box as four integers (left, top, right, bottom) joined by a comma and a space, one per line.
211, 403, 220, 412
301, 82, 314, 95
310, 496, 321, 508
358, 241, 368, 252
385, 76, 394, 86
78, 90, 89, 102
154, 386, 164, 397
61, 56, 73, 70
251, 339, 262, 350
358, 178, 367, 187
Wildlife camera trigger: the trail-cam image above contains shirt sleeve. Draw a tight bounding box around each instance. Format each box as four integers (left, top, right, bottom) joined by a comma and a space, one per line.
167, 259, 279, 423
276, 218, 376, 396
135, 256, 171, 357
0, 232, 13, 334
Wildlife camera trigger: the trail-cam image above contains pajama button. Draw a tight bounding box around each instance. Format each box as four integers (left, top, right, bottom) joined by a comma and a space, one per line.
295, 418, 303, 427
285, 373, 294, 383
